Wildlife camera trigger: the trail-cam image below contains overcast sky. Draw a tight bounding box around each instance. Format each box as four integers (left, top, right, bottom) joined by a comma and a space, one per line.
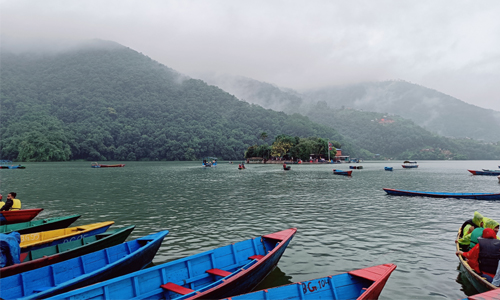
2, 0, 500, 111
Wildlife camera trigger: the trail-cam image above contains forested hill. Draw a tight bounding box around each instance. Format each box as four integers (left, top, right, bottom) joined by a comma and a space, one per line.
196, 74, 500, 160
303, 81, 500, 142
0, 40, 353, 162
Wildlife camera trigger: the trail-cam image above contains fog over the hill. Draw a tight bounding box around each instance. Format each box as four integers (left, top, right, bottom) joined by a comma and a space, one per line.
1, 0, 500, 111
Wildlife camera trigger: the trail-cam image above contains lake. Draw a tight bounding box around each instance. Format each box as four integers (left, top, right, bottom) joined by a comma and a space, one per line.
2, 160, 500, 299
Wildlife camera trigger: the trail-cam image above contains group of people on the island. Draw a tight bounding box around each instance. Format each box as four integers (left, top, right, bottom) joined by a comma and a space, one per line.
0, 192, 22, 211
456, 211, 500, 286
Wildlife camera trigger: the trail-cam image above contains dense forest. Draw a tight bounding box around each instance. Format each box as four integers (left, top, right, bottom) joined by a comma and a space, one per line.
0, 40, 354, 162
198, 74, 500, 160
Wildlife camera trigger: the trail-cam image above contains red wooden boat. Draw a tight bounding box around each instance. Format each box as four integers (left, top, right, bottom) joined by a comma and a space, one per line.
91, 162, 125, 168
463, 288, 500, 299
0, 209, 43, 225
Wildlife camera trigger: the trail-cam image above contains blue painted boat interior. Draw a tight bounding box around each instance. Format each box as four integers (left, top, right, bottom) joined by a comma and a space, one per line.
226, 274, 372, 300
47, 234, 282, 300
1, 231, 168, 299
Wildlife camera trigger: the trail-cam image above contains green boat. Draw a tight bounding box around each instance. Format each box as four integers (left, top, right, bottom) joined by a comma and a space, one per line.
0, 225, 135, 278
0, 214, 81, 235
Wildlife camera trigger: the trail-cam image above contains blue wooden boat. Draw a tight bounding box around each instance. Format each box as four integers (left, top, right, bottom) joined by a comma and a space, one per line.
223, 264, 397, 300
402, 161, 418, 168
383, 188, 500, 200
384, 167, 393, 171
1, 230, 168, 299
333, 169, 352, 176
47, 228, 297, 300
468, 169, 500, 176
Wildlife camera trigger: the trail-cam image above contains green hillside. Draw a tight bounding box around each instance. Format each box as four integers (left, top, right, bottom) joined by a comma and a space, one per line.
197, 74, 500, 160
0, 40, 354, 162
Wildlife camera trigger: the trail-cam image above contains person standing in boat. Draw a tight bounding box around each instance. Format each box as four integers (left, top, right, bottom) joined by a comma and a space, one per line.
0, 192, 21, 211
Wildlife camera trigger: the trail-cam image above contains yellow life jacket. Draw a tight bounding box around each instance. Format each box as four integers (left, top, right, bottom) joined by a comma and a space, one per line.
11, 199, 21, 210
0, 201, 4, 210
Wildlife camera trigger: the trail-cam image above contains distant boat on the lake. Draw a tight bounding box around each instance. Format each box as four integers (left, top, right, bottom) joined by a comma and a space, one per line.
333, 169, 352, 176
91, 162, 125, 168
384, 167, 393, 171
349, 165, 363, 169
222, 264, 397, 300
383, 188, 500, 200
402, 161, 418, 168
202, 157, 217, 168
283, 163, 291, 171
468, 169, 500, 176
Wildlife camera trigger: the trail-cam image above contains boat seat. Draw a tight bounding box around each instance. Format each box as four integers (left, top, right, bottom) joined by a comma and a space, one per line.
359, 287, 367, 296
206, 268, 232, 277
248, 255, 264, 260
160, 282, 194, 295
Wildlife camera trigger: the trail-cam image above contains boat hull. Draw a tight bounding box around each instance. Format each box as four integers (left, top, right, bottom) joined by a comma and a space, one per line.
223, 264, 397, 300
384, 167, 393, 171
383, 188, 500, 200
1, 230, 168, 299
468, 169, 500, 176
333, 169, 352, 176
463, 288, 500, 299
0, 209, 43, 225
0, 214, 80, 235
48, 228, 297, 300
0, 226, 134, 278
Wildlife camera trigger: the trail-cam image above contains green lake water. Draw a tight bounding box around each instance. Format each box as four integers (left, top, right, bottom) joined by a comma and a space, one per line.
1, 160, 500, 299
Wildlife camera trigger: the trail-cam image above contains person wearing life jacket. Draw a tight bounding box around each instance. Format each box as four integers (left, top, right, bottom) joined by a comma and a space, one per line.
456, 224, 476, 251
0, 194, 4, 210
457, 228, 500, 283
0, 192, 21, 211
459, 211, 484, 238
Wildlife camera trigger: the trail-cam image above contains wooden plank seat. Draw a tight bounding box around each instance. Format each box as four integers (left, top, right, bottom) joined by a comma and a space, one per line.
160, 282, 194, 295
206, 268, 232, 277
248, 255, 264, 260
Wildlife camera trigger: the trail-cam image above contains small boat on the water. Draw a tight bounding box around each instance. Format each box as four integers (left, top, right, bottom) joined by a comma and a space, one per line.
468, 169, 500, 176
333, 169, 352, 176
0, 225, 135, 278
462, 288, 500, 299
48, 228, 297, 300
0, 209, 43, 225
283, 163, 291, 171
402, 161, 418, 168
456, 228, 498, 294
349, 165, 363, 169
91, 162, 125, 168
383, 188, 500, 200
384, 167, 393, 171
222, 264, 397, 300
202, 157, 218, 168
20, 221, 114, 253
0, 214, 80, 235
0, 164, 26, 169
1, 230, 169, 299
